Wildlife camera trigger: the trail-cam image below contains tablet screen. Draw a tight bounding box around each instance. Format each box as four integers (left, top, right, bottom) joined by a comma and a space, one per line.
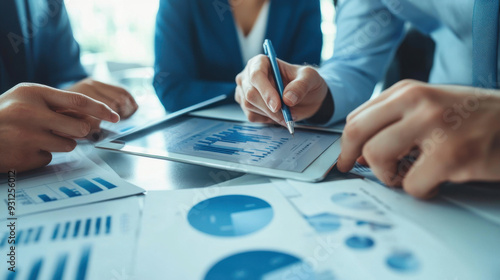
119, 117, 340, 172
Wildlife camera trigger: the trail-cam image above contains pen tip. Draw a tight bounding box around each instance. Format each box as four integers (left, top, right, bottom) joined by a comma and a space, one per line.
286, 121, 295, 136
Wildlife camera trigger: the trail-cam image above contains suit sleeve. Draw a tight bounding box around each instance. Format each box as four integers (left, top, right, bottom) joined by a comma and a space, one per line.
154, 0, 235, 112
319, 0, 405, 125
39, 1, 87, 89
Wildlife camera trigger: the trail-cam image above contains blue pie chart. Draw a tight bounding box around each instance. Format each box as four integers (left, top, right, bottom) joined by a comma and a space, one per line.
204, 251, 315, 280
345, 235, 375, 249
187, 195, 274, 237
386, 251, 420, 272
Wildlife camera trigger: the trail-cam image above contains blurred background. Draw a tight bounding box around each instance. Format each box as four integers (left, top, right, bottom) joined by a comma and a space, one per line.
65, 0, 336, 74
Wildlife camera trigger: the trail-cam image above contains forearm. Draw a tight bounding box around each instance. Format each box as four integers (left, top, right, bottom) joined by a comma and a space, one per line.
316, 0, 405, 126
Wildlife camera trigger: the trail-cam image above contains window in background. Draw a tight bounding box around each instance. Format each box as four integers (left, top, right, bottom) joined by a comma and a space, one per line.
65, 0, 159, 70
66, 0, 336, 72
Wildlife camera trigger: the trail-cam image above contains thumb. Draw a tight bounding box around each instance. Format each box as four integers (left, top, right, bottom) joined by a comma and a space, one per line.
283, 66, 321, 107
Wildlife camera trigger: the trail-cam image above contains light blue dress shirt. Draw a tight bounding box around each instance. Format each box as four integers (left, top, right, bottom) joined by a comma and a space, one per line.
320, 0, 493, 125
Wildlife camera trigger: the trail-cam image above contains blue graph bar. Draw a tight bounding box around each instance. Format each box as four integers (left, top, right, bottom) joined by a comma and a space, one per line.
92, 177, 117, 189
73, 178, 102, 194
25, 228, 33, 244
14, 231, 22, 245
35, 227, 42, 242
28, 259, 43, 280
105, 216, 111, 234
0, 232, 7, 248
39, 194, 56, 202
194, 144, 240, 155
62, 222, 70, 240
59, 187, 81, 197
73, 220, 81, 238
52, 224, 60, 240
84, 219, 91, 237
95, 217, 101, 235
76, 247, 91, 280
6, 269, 16, 280
53, 254, 68, 280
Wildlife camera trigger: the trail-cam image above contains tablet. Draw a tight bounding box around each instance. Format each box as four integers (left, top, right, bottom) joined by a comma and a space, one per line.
96, 116, 341, 182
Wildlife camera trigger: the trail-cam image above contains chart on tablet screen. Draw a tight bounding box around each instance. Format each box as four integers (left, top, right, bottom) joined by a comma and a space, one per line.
139, 118, 340, 172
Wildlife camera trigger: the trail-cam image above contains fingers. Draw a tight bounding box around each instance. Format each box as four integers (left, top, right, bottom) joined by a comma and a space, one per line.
357, 156, 368, 166
46, 110, 94, 138
237, 64, 285, 124
88, 80, 138, 118
40, 88, 120, 123
338, 95, 407, 173
361, 118, 422, 187
346, 79, 421, 123
241, 107, 275, 123
235, 87, 281, 124
17, 151, 53, 173
283, 66, 322, 107
402, 154, 446, 199
37, 132, 77, 153
247, 55, 282, 113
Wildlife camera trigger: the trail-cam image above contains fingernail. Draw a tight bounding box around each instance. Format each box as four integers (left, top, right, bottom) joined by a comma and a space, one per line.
111, 112, 120, 123
286, 91, 299, 105
268, 99, 278, 112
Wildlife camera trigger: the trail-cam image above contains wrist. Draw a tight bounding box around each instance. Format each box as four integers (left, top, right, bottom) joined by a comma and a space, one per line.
306, 89, 334, 125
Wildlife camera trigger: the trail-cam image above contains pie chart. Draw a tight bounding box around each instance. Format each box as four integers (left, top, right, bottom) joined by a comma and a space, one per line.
204, 250, 315, 280
386, 251, 420, 272
345, 235, 375, 249
187, 195, 274, 237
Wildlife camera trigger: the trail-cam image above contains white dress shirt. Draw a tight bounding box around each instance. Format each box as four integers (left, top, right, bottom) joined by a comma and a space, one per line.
236, 1, 270, 64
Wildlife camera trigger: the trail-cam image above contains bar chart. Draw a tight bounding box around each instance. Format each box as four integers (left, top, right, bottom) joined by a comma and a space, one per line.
0, 216, 113, 251
5, 246, 92, 280
193, 125, 290, 162
166, 118, 340, 172
16, 176, 120, 205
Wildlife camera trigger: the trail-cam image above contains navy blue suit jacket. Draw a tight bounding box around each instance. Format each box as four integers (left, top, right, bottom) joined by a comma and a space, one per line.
154, 0, 323, 111
0, 0, 87, 93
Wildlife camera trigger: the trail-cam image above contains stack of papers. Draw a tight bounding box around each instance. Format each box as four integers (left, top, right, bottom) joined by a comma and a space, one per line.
1, 196, 142, 279
134, 179, 483, 279
0, 147, 145, 279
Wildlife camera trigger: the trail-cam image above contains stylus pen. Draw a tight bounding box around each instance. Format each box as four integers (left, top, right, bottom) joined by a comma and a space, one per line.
263, 39, 295, 136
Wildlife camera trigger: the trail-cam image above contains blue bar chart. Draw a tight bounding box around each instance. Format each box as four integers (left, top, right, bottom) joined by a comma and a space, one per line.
14, 176, 122, 205
50, 216, 112, 241
6, 246, 93, 280
193, 125, 289, 162
167, 119, 340, 172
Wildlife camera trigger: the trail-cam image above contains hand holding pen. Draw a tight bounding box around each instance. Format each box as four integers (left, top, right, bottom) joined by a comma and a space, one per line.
263, 40, 295, 135
235, 40, 330, 131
